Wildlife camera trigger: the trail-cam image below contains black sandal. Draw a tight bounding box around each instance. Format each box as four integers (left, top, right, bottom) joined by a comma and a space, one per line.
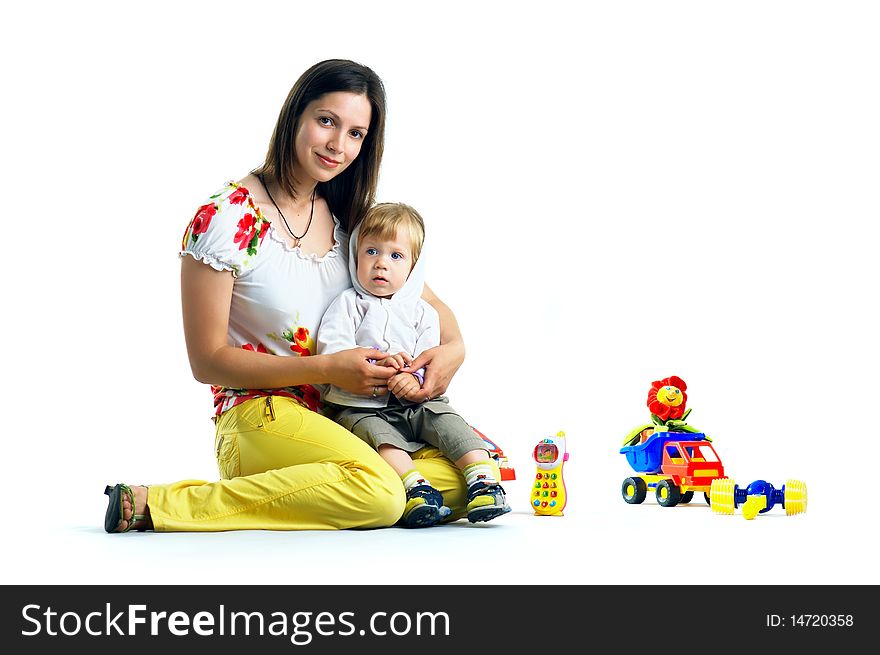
104, 484, 148, 533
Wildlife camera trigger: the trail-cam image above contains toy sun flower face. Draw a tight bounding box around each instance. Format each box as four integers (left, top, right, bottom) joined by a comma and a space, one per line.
658, 385, 684, 407
647, 376, 688, 421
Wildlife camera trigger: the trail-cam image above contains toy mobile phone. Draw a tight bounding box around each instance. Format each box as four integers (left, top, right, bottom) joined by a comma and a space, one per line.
531, 431, 568, 516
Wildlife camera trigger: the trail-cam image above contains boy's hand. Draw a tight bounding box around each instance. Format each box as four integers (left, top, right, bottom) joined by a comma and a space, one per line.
388, 372, 421, 399
378, 352, 413, 371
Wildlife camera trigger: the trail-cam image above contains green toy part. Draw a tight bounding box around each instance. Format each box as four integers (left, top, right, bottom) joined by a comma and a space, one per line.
622, 424, 653, 447
621, 407, 710, 447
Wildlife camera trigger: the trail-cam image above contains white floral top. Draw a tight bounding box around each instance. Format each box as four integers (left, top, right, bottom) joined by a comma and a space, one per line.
179, 181, 352, 416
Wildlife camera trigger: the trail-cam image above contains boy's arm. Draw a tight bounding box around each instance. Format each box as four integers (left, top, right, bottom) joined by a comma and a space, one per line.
316, 293, 360, 356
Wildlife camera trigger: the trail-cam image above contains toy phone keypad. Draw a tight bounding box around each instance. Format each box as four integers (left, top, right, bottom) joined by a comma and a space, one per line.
531, 431, 568, 516
532, 471, 563, 511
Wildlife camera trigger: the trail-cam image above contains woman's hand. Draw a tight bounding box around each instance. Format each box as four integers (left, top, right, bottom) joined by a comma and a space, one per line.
405, 341, 465, 402
326, 347, 396, 396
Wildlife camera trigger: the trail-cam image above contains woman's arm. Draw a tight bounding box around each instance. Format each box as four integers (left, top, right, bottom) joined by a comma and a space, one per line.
406, 282, 466, 401
180, 256, 394, 394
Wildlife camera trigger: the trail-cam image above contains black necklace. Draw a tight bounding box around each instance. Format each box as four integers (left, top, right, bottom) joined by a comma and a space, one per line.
259, 174, 316, 248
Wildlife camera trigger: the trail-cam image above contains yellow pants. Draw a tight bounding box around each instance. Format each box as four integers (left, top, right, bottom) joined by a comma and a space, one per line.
147, 397, 489, 531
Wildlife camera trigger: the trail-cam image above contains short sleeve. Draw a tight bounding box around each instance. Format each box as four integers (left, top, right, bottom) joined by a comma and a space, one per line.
316, 290, 359, 356
179, 181, 271, 278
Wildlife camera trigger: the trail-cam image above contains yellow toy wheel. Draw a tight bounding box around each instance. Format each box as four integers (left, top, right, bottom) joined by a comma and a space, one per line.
710, 478, 736, 515
655, 480, 681, 507
784, 479, 808, 515
622, 477, 647, 504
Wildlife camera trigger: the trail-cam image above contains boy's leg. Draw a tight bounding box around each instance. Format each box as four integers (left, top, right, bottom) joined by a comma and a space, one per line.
407, 401, 510, 522
378, 444, 418, 476
144, 397, 405, 531
338, 408, 453, 529
461, 472, 512, 523
411, 447, 502, 522
376, 445, 451, 528
408, 400, 489, 462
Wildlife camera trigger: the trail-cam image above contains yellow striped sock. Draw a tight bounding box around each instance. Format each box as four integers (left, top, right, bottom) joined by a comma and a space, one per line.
463, 461, 496, 487
402, 469, 430, 491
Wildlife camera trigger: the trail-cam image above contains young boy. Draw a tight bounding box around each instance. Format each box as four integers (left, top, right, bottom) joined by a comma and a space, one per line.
317, 202, 510, 527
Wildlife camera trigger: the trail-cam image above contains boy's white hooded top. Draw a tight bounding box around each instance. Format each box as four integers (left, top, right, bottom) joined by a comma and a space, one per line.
316, 223, 440, 408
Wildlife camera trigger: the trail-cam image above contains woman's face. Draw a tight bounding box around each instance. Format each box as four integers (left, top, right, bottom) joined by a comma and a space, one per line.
293, 91, 372, 184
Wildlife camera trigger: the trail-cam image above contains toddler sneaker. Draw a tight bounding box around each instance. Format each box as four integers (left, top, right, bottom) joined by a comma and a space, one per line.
466, 481, 511, 523
402, 484, 452, 528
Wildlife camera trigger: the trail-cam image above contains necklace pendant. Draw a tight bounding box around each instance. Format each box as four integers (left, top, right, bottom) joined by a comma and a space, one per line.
257, 174, 315, 251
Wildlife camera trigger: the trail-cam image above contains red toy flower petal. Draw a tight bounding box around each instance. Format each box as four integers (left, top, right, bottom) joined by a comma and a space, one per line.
663, 375, 687, 392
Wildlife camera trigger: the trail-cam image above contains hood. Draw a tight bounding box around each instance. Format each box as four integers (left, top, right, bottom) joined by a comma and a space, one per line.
348, 222, 426, 306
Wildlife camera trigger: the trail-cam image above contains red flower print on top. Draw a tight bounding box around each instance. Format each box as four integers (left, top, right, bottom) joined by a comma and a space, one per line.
242, 342, 268, 354
191, 203, 217, 237
281, 325, 314, 357
234, 213, 270, 255
228, 186, 250, 205
300, 384, 322, 411
234, 213, 257, 250
291, 326, 312, 356
291, 342, 311, 357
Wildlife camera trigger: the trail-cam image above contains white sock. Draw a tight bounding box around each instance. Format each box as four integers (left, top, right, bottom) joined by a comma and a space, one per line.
402, 469, 432, 491
463, 461, 497, 488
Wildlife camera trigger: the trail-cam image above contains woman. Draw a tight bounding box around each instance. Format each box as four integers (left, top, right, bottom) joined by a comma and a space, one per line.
104, 59, 480, 532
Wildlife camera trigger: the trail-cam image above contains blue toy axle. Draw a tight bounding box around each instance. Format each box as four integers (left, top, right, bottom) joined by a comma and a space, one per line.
733, 480, 787, 513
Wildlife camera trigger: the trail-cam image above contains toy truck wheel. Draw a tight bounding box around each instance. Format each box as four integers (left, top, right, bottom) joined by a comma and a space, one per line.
655, 480, 681, 507
622, 477, 647, 504
710, 478, 736, 515
783, 479, 808, 515
703, 492, 711, 505
679, 490, 694, 504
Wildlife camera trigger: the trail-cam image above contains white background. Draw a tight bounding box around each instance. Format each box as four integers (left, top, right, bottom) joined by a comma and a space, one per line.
2, 0, 878, 586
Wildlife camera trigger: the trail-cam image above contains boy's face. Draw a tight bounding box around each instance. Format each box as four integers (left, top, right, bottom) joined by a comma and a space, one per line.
356, 226, 414, 298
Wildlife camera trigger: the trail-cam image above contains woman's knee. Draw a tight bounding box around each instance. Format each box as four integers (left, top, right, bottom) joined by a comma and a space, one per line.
368, 485, 406, 527
347, 463, 405, 527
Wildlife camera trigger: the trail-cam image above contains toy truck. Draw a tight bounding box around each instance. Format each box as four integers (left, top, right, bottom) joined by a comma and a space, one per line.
620, 431, 721, 507
619, 431, 807, 518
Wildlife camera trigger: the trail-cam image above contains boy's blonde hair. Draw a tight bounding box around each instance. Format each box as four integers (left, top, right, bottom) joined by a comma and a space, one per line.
358, 202, 426, 263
